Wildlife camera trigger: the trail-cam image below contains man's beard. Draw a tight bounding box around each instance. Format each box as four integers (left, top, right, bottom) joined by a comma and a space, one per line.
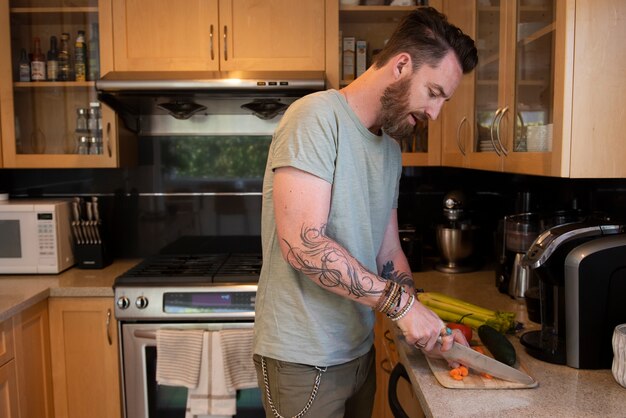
379, 77, 426, 143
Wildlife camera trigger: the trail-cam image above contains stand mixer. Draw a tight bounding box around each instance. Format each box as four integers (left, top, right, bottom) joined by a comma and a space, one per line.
435, 191, 479, 273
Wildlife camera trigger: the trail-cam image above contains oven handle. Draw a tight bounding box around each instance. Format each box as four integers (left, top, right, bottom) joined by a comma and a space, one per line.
133, 324, 254, 340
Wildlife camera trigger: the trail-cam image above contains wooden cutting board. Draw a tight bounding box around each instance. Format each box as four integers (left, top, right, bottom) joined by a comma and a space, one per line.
425, 345, 538, 389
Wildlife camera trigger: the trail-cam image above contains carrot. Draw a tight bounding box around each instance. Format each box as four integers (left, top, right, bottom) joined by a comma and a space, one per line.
473, 346, 486, 355
449, 366, 469, 381
481, 372, 494, 379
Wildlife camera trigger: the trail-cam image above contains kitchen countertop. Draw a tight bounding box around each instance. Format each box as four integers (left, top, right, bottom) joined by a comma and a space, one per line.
0, 259, 140, 322
394, 269, 626, 418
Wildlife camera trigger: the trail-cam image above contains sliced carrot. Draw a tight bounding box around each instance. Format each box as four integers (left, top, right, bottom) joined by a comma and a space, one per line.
473, 346, 486, 355
481, 372, 494, 379
449, 366, 467, 381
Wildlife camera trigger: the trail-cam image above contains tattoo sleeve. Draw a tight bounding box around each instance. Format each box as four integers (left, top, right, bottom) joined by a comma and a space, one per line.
283, 224, 386, 299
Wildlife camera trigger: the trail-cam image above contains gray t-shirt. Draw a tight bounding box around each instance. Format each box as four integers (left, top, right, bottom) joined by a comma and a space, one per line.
253, 89, 402, 366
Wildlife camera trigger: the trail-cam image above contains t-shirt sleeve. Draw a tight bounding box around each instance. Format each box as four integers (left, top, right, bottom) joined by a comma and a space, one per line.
269, 94, 338, 184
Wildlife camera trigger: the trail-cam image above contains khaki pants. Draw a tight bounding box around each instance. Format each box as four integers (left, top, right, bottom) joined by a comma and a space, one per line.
253, 346, 376, 418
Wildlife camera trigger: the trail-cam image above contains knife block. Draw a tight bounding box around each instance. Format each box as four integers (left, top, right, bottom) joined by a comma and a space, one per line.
75, 241, 112, 269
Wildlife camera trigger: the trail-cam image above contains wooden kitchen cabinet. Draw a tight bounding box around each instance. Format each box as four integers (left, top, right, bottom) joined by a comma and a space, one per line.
0, 318, 19, 418
441, 0, 626, 178
373, 313, 424, 418
0, 0, 136, 168
111, 0, 325, 72
325, 1, 443, 167
13, 300, 54, 418
48, 298, 121, 418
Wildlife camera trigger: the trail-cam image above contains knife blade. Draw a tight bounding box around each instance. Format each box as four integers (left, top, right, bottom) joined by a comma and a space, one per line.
439, 340, 535, 385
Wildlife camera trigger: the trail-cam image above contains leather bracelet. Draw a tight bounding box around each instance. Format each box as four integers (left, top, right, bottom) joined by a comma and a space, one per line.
390, 292, 415, 322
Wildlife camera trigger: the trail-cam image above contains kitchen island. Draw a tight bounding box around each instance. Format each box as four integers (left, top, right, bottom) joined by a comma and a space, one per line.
394, 269, 626, 418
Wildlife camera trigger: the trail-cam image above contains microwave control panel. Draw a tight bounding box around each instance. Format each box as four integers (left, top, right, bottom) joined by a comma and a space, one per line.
36, 212, 58, 258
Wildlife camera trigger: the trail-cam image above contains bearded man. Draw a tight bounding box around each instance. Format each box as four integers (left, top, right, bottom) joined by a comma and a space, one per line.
253, 7, 478, 418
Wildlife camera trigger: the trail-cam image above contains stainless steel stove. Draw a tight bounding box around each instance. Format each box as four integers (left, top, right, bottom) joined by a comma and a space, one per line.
113, 236, 264, 418
114, 236, 261, 321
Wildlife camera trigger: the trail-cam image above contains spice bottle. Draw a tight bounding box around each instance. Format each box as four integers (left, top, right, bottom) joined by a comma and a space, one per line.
88, 23, 100, 81
77, 136, 90, 154
30, 37, 46, 81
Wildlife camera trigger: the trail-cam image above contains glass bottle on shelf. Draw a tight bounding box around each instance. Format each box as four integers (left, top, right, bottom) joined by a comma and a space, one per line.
18, 48, 30, 82
30, 37, 46, 82
74, 30, 87, 82
58, 33, 71, 81
88, 23, 100, 81
47, 36, 59, 82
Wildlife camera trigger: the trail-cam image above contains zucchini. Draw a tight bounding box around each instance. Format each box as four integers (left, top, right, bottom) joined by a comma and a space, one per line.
477, 325, 516, 366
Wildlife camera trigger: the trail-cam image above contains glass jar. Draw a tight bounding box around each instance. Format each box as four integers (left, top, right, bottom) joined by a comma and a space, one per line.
76, 108, 88, 132
88, 136, 103, 155
77, 135, 90, 154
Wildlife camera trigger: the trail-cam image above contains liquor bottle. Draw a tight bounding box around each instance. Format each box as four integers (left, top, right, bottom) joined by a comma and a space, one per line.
30, 37, 46, 81
74, 30, 86, 82
58, 33, 71, 81
46, 36, 59, 81
87, 23, 100, 81
18, 48, 30, 82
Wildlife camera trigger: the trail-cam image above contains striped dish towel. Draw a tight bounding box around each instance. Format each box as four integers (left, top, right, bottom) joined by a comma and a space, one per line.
220, 329, 257, 392
156, 329, 205, 388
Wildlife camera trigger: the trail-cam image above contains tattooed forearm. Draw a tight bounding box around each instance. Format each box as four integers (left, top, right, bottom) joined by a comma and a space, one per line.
380, 261, 414, 287
283, 224, 386, 299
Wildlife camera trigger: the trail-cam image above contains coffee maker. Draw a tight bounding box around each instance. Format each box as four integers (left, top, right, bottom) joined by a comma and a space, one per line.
520, 220, 624, 365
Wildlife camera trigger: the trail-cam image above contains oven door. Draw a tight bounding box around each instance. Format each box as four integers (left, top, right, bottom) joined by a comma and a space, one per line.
120, 322, 263, 418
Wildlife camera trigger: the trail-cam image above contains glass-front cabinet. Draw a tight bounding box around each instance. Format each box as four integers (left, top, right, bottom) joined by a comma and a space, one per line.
0, 0, 131, 168
328, 1, 443, 167
442, 0, 555, 175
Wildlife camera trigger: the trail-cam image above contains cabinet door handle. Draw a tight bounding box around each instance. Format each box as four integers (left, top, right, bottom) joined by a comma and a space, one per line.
456, 116, 468, 156
223, 25, 228, 61
496, 106, 509, 156
209, 24, 214, 60
106, 122, 112, 157
490, 108, 502, 156
106, 308, 113, 345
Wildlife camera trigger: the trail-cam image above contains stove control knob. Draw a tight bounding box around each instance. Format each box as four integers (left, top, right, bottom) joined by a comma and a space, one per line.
135, 296, 149, 310
117, 296, 130, 310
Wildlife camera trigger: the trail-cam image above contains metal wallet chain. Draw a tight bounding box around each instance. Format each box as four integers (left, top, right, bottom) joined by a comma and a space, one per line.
261, 356, 327, 418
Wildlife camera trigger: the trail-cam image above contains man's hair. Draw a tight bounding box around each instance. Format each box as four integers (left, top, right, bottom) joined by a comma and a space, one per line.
373, 7, 478, 74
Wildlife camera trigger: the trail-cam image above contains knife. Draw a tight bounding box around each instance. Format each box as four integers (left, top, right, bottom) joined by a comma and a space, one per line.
92, 196, 102, 244
438, 338, 535, 385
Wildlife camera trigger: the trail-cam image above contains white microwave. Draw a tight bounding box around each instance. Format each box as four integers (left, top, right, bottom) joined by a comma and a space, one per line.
0, 199, 75, 274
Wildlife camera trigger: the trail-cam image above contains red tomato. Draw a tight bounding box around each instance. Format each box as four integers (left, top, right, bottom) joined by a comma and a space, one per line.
447, 322, 473, 342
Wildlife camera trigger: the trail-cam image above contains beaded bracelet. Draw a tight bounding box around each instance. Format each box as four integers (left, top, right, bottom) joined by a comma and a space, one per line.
380, 283, 402, 315
374, 281, 394, 312
376, 281, 402, 315
390, 292, 416, 322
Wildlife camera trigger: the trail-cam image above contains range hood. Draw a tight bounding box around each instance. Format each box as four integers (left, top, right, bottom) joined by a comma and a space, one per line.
96, 71, 325, 134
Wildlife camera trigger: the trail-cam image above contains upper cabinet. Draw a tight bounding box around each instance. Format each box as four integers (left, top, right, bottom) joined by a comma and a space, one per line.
111, 0, 326, 72
0, 0, 135, 168
441, 0, 626, 178
326, 1, 443, 167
